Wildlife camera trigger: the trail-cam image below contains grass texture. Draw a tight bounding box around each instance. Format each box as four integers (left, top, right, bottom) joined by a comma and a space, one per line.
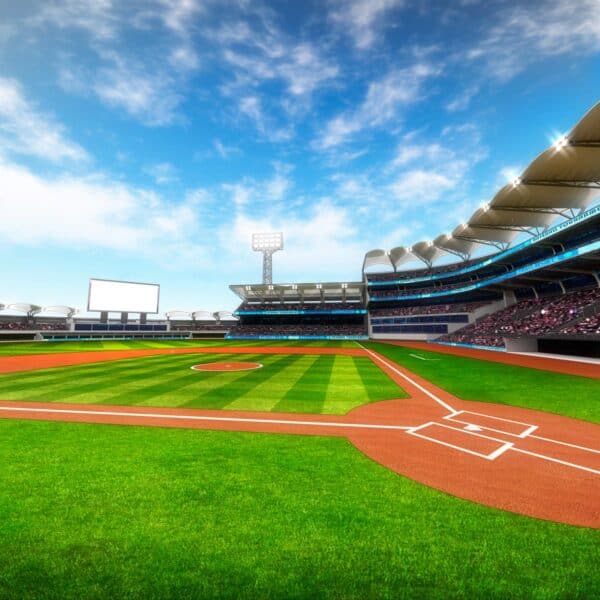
367, 342, 600, 423
0, 419, 598, 599
0, 352, 405, 414
0, 339, 357, 356
1, 340, 599, 598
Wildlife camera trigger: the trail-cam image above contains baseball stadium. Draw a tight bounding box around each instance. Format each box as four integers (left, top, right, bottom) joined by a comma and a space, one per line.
2, 102, 600, 598
2, 2, 600, 598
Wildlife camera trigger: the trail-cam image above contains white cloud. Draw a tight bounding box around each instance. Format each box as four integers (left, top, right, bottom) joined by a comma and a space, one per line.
445, 85, 479, 112
157, 0, 203, 35
169, 44, 200, 71
329, 0, 405, 49
35, 2, 200, 125
221, 166, 292, 208
238, 96, 292, 141
276, 43, 339, 97
387, 127, 486, 206
144, 162, 179, 185
0, 77, 88, 163
222, 200, 366, 281
390, 143, 446, 167
467, 0, 600, 80
0, 158, 208, 265
93, 54, 183, 126
265, 173, 290, 201
216, 22, 338, 99
389, 170, 457, 202
213, 139, 240, 159
222, 182, 252, 208
316, 64, 437, 149
33, 0, 118, 40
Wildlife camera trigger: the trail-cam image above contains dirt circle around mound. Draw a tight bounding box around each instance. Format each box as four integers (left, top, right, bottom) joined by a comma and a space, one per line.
190, 361, 263, 372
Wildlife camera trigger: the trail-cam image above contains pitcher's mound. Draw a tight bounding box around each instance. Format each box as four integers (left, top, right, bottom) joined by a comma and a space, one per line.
191, 362, 263, 372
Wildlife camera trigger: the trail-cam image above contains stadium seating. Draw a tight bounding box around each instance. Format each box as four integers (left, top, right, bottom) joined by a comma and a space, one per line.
237, 302, 364, 312
369, 283, 463, 298
561, 314, 600, 335
369, 302, 490, 317
440, 288, 600, 347
231, 323, 366, 336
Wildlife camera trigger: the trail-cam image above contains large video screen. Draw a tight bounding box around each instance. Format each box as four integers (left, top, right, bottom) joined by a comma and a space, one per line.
88, 279, 160, 314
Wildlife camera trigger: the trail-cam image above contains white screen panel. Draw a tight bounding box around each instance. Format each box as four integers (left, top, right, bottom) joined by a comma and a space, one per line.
88, 279, 160, 313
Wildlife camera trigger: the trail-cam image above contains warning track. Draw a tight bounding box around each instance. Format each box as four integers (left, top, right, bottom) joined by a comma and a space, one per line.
0, 346, 598, 528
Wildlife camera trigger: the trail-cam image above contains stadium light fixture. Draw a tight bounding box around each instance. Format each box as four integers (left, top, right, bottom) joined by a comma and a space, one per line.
552, 134, 569, 151
252, 232, 283, 284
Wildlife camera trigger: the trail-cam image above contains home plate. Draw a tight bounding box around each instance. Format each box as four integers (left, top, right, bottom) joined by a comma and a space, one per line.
464, 424, 483, 432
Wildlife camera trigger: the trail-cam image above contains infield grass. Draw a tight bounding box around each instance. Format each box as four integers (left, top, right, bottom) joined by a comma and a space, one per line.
0, 419, 598, 599
0, 352, 406, 414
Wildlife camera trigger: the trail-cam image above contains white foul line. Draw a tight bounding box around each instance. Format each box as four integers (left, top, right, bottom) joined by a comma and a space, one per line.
409, 354, 440, 361
0, 405, 411, 431
358, 344, 457, 414
529, 434, 600, 454
509, 447, 600, 476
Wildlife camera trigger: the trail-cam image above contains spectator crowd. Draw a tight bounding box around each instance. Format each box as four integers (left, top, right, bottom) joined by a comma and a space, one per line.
231, 323, 366, 336
440, 288, 600, 347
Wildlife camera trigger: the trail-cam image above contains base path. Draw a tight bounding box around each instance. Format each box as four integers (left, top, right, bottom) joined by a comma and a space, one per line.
387, 341, 600, 379
0, 347, 598, 528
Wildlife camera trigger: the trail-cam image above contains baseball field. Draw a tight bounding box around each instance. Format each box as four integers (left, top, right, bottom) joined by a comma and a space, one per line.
0, 339, 598, 599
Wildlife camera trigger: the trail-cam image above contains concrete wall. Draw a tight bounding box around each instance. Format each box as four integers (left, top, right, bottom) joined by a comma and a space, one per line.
504, 336, 538, 352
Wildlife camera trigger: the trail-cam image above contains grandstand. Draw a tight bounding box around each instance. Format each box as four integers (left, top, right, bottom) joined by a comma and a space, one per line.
223, 103, 600, 357
0, 304, 238, 342
228, 282, 368, 339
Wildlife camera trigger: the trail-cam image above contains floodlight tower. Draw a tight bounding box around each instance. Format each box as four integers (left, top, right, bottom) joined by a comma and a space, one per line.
252, 232, 283, 284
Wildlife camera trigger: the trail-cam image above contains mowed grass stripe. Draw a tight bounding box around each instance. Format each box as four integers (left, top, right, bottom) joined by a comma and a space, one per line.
0, 348, 392, 414
180, 354, 301, 410
0, 355, 216, 402
106, 354, 267, 408
272, 355, 336, 414
0, 354, 231, 404
66, 354, 238, 406
0, 352, 205, 389
352, 356, 409, 401
224, 354, 318, 412
321, 355, 366, 414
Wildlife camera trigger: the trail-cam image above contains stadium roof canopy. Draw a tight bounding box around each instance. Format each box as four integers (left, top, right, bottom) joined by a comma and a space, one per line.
214, 310, 237, 321
364, 101, 600, 272
230, 282, 365, 302
38, 305, 78, 317
165, 310, 236, 321
3, 303, 42, 315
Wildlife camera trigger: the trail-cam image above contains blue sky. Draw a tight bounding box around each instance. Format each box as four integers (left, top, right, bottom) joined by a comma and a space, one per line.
1, 0, 599, 314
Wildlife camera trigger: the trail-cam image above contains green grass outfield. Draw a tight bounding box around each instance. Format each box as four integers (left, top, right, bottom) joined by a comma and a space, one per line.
0, 339, 357, 356
0, 352, 405, 414
0, 340, 599, 598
